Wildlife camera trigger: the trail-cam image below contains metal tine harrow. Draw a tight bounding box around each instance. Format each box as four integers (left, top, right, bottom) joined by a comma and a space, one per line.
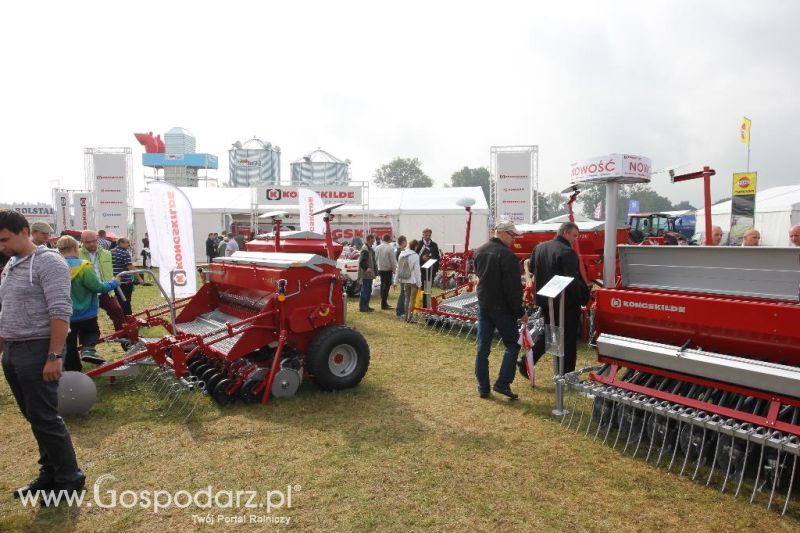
134, 361, 207, 420
557, 368, 800, 516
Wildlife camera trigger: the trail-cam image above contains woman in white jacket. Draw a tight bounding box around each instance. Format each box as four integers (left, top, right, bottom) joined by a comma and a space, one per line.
394, 238, 422, 322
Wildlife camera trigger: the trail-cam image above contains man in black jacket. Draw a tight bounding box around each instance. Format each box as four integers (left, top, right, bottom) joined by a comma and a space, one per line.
205, 233, 217, 263
474, 220, 526, 400
415, 228, 440, 283
526, 222, 590, 375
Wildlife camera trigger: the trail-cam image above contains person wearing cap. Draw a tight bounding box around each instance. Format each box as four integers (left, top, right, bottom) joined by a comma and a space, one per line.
31, 222, 54, 248
523, 222, 590, 377
473, 220, 526, 400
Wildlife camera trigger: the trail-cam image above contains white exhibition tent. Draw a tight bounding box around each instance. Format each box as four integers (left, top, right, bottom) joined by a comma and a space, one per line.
133, 186, 491, 262
696, 185, 800, 246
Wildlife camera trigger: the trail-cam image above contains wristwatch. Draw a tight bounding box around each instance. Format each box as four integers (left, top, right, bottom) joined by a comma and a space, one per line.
47, 352, 63, 362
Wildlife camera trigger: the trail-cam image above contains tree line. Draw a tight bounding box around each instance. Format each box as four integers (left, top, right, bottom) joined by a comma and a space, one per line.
373, 157, 695, 221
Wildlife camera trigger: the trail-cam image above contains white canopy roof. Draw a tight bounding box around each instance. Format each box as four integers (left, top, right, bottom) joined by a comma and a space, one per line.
696, 185, 800, 216
134, 186, 489, 214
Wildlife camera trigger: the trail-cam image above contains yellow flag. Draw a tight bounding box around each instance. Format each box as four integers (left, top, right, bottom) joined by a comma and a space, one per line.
739, 117, 751, 144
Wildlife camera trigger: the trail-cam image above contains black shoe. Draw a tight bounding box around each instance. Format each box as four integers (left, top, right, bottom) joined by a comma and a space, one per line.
492, 384, 519, 400
381, 305, 393, 310
13, 477, 54, 499
40, 478, 86, 507
80, 350, 107, 366
359, 308, 374, 313
478, 390, 491, 399
367, 307, 376, 311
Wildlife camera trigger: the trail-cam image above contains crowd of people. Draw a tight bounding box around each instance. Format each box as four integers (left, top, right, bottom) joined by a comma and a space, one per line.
205, 231, 255, 263
354, 229, 435, 321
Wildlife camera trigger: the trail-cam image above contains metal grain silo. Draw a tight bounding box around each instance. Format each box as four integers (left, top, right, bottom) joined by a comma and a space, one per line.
228, 138, 281, 187
290, 149, 351, 186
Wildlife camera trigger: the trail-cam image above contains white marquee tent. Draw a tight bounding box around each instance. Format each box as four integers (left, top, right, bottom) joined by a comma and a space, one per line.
696, 185, 800, 246
133, 186, 491, 262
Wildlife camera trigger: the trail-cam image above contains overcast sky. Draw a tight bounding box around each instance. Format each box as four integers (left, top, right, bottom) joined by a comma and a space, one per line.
2, 0, 797, 208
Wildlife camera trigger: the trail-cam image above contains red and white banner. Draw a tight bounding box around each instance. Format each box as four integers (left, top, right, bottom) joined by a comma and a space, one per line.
298, 188, 325, 233
569, 153, 652, 186
54, 192, 70, 234
72, 192, 93, 231
143, 182, 196, 298
257, 185, 362, 206
93, 153, 129, 237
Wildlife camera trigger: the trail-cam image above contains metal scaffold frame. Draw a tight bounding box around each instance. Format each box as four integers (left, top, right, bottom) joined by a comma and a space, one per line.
83, 147, 134, 241
490, 145, 539, 223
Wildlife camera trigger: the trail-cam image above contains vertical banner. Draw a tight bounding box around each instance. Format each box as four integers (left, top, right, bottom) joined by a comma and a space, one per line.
495, 152, 532, 225
93, 153, 128, 237
54, 191, 70, 234
72, 192, 93, 231
298, 188, 325, 233
143, 182, 197, 298
729, 172, 757, 245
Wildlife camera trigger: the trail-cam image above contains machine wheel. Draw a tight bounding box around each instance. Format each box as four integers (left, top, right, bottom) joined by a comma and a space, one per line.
307, 326, 370, 391
200, 366, 219, 383
211, 378, 234, 405
239, 379, 264, 404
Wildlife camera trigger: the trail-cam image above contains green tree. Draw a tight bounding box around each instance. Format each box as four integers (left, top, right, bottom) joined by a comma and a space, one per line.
374, 157, 433, 188
537, 191, 569, 221
450, 166, 490, 203
580, 184, 679, 224
672, 200, 696, 211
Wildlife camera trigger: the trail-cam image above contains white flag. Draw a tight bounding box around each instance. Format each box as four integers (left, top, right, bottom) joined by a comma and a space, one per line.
143, 182, 197, 298
298, 188, 325, 233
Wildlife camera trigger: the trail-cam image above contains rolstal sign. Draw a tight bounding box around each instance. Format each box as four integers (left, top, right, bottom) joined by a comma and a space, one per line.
143, 182, 197, 298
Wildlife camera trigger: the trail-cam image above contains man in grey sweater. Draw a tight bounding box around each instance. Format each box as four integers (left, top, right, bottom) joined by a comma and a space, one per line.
0, 210, 85, 502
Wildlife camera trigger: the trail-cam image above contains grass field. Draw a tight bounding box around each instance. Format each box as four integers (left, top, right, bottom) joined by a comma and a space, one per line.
0, 279, 797, 532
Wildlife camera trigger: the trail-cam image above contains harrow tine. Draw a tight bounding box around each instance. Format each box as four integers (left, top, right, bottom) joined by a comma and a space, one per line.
749, 438, 767, 504
782, 453, 797, 516
593, 395, 607, 442
613, 403, 625, 449
766, 447, 781, 511
692, 423, 710, 481
565, 386, 579, 430
734, 432, 752, 498
622, 403, 638, 455
602, 400, 615, 446
667, 418, 684, 472
574, 385, 589, 435
680, 423, 695, 477
719, 430, 735, 491
656, 416, 671, 466
633, 410, 649, 458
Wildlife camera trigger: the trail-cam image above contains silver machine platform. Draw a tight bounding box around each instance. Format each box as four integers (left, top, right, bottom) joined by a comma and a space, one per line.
214, 251, 337, 271
176, 309, 246, 355
617, 245, 800, 301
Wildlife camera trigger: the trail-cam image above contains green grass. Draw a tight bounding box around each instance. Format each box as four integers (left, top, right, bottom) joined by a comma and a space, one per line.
0, 280, 797, 531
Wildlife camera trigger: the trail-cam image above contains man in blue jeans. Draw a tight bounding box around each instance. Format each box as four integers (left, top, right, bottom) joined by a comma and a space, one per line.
0, 210, 85, 503
474, 220, 526, 400
358, 234, 377, 312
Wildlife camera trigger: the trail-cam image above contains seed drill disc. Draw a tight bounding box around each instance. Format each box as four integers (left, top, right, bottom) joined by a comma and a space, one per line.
57, 371, 97, 416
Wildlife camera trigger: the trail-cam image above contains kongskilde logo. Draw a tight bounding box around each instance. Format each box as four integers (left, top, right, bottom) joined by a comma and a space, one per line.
266, 188, 281, 201
168, 191, 185, 276
617, 299, 686, 313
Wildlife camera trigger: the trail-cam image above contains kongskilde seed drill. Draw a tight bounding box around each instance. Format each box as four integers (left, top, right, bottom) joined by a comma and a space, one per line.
61, 205, 370, 416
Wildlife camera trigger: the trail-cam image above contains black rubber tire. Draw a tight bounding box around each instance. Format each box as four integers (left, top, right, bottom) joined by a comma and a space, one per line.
200, 366, 218, 383
307, 325, 370, 391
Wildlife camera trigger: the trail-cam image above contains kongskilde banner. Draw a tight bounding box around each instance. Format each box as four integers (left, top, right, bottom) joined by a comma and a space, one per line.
143, 182, 197, 298
298, 188, 325, 233
72, 192, 93, 231
495, 152, 532, 224
54, 192, 70, 234
257, 185, 362, 206
93, 153, 128, 236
